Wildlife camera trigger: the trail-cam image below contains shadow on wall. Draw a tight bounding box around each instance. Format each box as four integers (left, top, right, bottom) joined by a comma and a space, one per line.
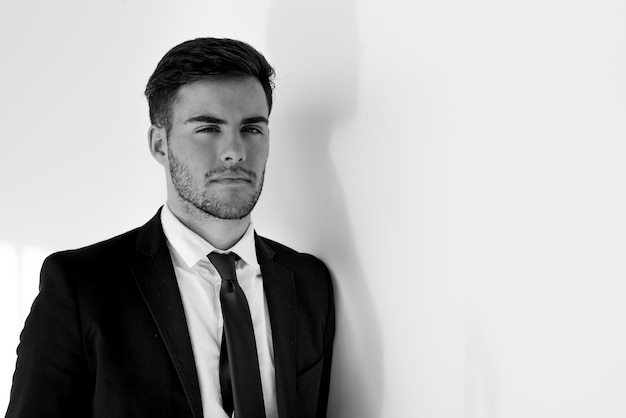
266, 2, 383, 417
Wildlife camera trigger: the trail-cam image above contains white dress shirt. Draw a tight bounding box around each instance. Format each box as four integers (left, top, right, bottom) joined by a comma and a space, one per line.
160, 205, 278, 418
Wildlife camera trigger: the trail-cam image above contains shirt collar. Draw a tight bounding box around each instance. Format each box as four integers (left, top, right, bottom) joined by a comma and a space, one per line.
160, 204, 259, 269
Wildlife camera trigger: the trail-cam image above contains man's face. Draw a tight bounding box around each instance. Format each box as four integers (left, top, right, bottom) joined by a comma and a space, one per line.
164, 77, 270, 220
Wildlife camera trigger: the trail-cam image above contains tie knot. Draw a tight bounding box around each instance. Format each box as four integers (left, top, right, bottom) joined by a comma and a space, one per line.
207, 252, 239, 282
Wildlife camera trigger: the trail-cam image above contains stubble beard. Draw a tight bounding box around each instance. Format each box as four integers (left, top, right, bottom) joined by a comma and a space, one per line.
168, 146, 264, 220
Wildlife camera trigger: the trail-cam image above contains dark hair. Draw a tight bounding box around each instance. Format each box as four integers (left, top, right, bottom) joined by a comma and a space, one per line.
145, 37, 275, 129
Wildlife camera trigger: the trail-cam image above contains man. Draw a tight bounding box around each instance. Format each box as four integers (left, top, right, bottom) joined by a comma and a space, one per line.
6, 38, 335, 418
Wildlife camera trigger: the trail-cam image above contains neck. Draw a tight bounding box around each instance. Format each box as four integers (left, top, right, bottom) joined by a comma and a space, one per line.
166, 198, 251, 250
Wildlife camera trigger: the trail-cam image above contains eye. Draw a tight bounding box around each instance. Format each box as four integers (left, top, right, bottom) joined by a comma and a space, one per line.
197, 125, 221, 134
242, 125, 264, 135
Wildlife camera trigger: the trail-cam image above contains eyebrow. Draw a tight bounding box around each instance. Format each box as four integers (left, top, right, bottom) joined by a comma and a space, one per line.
242, 116, 269, 125
185, 115, 227, 124
184, 115, 269, 125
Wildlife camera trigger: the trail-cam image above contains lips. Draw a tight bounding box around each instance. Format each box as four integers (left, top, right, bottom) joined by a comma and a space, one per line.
209, 174, 253, 183
212, 177, 250, 183
207, 168, 255, 183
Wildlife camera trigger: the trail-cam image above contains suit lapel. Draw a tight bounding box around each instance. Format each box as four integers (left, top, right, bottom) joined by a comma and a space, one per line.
131, 209, 203, 418
256, 236, 297, 418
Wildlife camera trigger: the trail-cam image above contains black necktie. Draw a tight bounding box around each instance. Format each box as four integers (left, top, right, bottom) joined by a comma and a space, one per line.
207, 252, 266, 418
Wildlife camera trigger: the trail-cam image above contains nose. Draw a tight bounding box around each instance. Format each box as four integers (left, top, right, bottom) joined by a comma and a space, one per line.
221, 131, 246, 164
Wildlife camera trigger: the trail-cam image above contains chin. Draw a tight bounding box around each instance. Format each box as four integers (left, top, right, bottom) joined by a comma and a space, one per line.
197, 195, 259, 220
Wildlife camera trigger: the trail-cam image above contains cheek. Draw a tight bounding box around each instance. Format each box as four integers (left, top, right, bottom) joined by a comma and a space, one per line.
170, 152, 214, 179
171, 142, 219, 167
250, 141, 270, 166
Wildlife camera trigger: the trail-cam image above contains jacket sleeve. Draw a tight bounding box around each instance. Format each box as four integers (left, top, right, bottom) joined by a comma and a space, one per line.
5, 253, 92, 418
316, 263, 335, 418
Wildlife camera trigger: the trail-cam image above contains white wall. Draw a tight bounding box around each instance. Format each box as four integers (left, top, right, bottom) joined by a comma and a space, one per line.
1, 1, 626, 417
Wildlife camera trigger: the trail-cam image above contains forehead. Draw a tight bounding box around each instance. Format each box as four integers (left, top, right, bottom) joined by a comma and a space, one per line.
171, 77, 269, 120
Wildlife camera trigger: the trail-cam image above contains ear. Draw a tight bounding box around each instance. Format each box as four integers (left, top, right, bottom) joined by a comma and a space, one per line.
148, 125, 168, 166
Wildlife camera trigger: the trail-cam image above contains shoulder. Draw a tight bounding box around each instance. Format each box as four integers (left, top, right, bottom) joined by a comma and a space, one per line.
42, 210, 163, 272
43, 226, 141, 271
256, 235, 330, 276
256, 235, 334, 305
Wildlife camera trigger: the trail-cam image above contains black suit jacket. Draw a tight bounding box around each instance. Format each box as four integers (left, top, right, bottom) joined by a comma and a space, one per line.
6, 209, 335, 418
